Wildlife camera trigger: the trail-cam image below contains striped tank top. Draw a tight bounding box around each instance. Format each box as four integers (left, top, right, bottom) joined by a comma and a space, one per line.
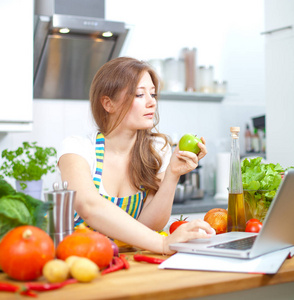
74, 132, 148, 226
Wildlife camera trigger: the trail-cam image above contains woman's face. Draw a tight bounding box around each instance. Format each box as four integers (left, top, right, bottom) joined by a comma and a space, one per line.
119, 71, 157, 131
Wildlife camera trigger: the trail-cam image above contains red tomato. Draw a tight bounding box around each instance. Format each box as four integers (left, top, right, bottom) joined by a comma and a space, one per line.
245, 219, 263, 233
169, 215, 188, 234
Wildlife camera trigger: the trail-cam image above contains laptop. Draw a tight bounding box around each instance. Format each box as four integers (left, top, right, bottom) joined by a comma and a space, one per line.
170, 169, 294, 259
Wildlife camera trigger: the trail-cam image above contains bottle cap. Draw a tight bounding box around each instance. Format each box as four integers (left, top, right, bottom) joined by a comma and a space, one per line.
230, 127, 240, 133
230, 127, 240, 139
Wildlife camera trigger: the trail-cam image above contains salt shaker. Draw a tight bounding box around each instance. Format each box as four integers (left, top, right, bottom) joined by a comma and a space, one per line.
44, 181, 76, 248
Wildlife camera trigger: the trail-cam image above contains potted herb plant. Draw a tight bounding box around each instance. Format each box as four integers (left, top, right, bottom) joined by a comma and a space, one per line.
0, 141, 57, 199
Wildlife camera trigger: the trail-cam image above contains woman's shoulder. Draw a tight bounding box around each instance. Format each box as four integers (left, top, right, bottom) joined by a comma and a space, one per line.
152, 135, 171, 152
58, 131, 98, 159
63, 131, 96, 145
151, 134, 172, 173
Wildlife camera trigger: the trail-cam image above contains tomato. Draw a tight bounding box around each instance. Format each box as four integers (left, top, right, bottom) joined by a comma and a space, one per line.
0, 225, 55, 281
179, 134, 202, 154
169, 215, 189, 234
204, 208, 228, 234
245, 218, 263, 233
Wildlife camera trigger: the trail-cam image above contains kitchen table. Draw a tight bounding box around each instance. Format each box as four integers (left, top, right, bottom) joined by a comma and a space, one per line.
1, 251, 294, 300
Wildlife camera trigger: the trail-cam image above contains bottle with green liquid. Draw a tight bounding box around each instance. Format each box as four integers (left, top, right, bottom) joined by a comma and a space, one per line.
227, 127, 246, 232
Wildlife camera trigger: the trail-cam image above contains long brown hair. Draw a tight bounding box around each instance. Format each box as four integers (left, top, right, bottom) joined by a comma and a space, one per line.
90, 57, 170, 193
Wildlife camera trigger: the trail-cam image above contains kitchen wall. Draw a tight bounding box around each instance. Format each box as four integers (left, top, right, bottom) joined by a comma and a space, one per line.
0, 0, 266, 192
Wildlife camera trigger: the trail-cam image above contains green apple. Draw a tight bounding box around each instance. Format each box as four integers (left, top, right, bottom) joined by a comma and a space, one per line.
179, 133, 202, 154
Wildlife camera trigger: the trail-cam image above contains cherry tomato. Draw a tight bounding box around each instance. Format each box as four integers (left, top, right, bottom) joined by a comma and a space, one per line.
245, 218, 263, 233
169, 215, 189, 234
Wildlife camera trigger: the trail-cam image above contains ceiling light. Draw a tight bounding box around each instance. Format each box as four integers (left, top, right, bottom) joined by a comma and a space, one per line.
59, 28, 70, 34
102, 31, 113, 37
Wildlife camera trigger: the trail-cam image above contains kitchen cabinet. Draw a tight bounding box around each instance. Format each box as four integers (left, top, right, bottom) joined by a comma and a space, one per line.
264, 0, 294, 32
0, 0, 33, 132
159, 91, 224, 102
264, 0, 294, 168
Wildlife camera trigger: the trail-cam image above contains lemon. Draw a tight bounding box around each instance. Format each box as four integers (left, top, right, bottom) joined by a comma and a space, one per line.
42, 259, 70, 283
70, 257, 100, 283
157, 231, 168, 236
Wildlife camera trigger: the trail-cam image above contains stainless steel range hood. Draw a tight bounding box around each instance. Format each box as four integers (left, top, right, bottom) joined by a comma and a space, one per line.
34, 0, 130, 100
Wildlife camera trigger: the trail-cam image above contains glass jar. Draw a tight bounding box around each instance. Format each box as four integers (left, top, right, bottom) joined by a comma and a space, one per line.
147, 59, 165, 90
213, 80, 227, 94
243, 189, 275, 222
181, 48, 197, 92
163, 58, 185, 92
198, 66, 214, 93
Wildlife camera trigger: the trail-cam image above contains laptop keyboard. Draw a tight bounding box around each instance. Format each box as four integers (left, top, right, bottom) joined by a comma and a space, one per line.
210, 235, 257, 250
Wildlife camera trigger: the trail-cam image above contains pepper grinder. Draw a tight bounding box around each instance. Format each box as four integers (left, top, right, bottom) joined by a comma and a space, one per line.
44, 181, 76, 248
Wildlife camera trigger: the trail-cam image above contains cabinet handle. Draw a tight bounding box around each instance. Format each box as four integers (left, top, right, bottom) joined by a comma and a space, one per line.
0, 121, 33, 124
261, 25, 292, 35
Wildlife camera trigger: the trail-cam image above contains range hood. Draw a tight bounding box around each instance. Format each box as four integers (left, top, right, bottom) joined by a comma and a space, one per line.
34, 0, 130, 100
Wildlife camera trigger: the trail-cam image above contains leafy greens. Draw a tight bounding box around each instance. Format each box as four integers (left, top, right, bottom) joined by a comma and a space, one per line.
241, 157, 291, 221
241, 157, 284, 191
0, 179, 53, 240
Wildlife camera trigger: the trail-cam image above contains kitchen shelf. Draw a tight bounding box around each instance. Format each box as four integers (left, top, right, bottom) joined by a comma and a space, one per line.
159, 91, 225, 102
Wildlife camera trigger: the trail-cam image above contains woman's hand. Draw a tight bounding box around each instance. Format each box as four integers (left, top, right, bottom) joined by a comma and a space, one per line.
168, 137, 207, 177
163, 219, 215, 255
196, 137, 207, 160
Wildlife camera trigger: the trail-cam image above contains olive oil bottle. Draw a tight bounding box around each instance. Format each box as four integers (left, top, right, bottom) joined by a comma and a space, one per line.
227, 127, 246, 232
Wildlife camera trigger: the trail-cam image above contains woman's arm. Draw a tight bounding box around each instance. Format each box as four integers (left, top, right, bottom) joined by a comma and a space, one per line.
138, 141, 207, 231
58, 152, 213, 254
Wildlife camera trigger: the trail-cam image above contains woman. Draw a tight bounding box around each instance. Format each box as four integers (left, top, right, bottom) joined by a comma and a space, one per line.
58, 57, 214, 255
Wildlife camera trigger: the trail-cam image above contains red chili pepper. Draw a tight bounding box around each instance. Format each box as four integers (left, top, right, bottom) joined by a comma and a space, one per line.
101, 256, 124, 275
25, 278, 78, 291
0, 282, 19, 292
20, 289, 38, 297
133, 254, 166, 264
120, 254, 130, 269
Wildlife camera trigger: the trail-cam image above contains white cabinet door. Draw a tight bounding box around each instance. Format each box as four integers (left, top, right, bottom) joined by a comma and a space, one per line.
264, 0, 294, 32
0, 0, 33, 132
264, 0, 294, 168
265, 31, 294, 167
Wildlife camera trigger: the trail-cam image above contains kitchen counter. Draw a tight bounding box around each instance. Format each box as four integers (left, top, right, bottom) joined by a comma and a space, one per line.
1, 251, 294, 300
172, 193, 228, 215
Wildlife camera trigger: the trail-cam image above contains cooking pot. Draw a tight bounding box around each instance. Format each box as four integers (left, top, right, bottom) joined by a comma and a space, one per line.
186, 167, 204, 199
173, 166, 204, 203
